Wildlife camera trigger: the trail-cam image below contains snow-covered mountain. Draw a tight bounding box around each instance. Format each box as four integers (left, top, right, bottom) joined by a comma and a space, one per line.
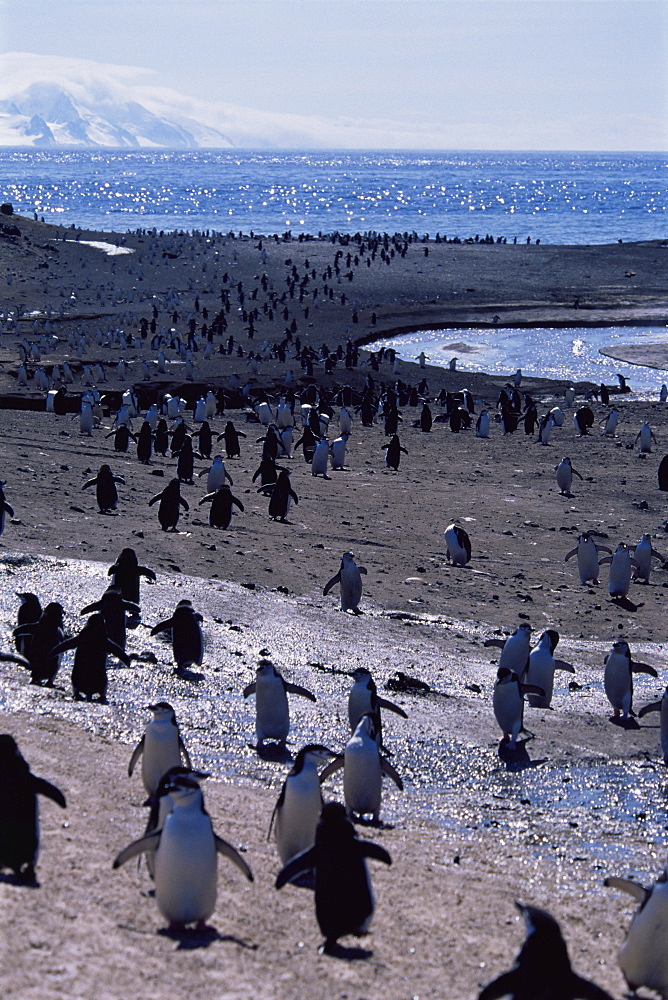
0, 52, 453, 150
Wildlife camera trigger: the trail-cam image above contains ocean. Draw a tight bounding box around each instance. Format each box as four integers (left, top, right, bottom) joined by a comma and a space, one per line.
0, 149, 665, 245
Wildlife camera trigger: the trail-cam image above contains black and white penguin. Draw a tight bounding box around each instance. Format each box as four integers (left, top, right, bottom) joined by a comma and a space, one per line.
107, 548, 156, 605
478, 902, 614, 1000
265, 469, 299, 522
638, 686, 668, 763
485, 623, 532, 678
632, 532, 666, 583
113, 774, 253, 931
148, 478, 189, 531
128, 702, 192, 798
322, 553, 367, 614
555, 457, 583, 496
82, 464, 125, 513
347, 667, 408, 735
384, 433, 407, 471
106, 424, 135, 453
475, 410, 490, 438
218, 421, 246, 459
269, 744, 335, 865
598, 542, 639, 598
564, 531, 612, 585
492, 668, 544, 749
573, 405, 594, 436
524, 630, 574, 708
634, 421, 657, 453
243, 660, 316, 746
51, 612, 131, 702
13, 602, 65, 686
198, 485, 244, 529
603, 639, 657, 719
79, 585, 139, 652
604, 865, 668, 998
154, 418, 169, 457
136, 421, 153, 464
151, 601, 204, 673
294, 425, 317, 463
444, 522, 471, 566
658, 454, 668, 491
319, 713, 403, 824
0, 734, 66, 884
0, 483, 15, 536
14, 592, 42, 657
275, 801, 391, 954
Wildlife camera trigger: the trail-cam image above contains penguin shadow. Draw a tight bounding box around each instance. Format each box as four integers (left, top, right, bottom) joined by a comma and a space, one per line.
251, 742, 294, 764
609, 715, 640, 730
351, 815, 396, 832
498, 737, 547, 771
0, 870, 40, 888
319, 941, 373, 961
610, 596, 644, 613
158, 924, 257, 952
174, 666, 205, 682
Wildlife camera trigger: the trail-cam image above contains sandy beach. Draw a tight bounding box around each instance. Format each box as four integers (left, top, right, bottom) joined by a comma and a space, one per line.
1, 213, 668, 999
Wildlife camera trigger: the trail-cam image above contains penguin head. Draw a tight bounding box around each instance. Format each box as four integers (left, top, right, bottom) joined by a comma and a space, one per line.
496, 667, 517, 685
43, 602, 65, 626
356, 712, 380, 741
316, 801, 355, 844
293, 744, 335, 772
164, 774, 205, 808
515, 901, 566, 947
542, 629, 560, 653
257, 659, 277, 678
342, 551, 355, 565
149, 701, 176, 720
611, 639, 630, 655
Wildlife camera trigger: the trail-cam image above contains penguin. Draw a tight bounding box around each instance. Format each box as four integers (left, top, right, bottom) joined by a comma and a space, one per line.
201, 455, 233, 494
634, 421, 657, 453
478, 902, 614, 1000
659, 454, 668, 491
632, 532, 666, 583
140, 766, 211, 880
573, 406, 594, 436
311, 438, 330, 478
384, 433, 407, 471
555, 457, 582, 496
252, 454, 283, 490
475, 410, 490, 438
564, 385, 575, 407
175, 434, 195, 483
82, 464, 125, 513
0, 481, 15, 535
638, 686, 668, 763
195, 421, 212, 460
275, 801, 391, 955
419, 403, 432, 432
319, 713, 403, 823
492, 668, 544, 749
598, 542, 639, 598
136, 422, 153, 464
148, 478, 189, 531
564, 531, 612, 585
536, 412, 555, 445
603, 640, 657, 719
444, 523, 471, 566
604, 865, 668, 998
154, 418, 169, 456
128, 702, 192, 798
322, 553, 367, 614
218, 421, 246, 459
243, 660, 316, 746
269, 744, 335, 865
485, 624, 532, 678
524, 630, 574, 708
113, 774, 253, 931
14, 602, 65, 686
347, 667, 408, 735
107, 548, 156, 605
14, 592, 42, 657
51, 612, 131, 702
265, 469, 299, 522
329, 433, 348, 470
198, 484, 244, 529
151, 601, 203, 673
79, 585, 139, 652
0, 735, 66, 884
294, 425, 317, 463
660, 383, 668, 403
105, 424, 135, 453
601, 408, 619, 436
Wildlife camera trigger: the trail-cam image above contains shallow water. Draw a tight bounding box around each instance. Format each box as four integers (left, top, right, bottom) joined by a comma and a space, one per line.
1, 550, 667, 885
366, 325, 668, 397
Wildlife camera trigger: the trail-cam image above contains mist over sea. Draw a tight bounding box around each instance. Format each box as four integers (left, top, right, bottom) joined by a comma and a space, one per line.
0, 149, 665, 245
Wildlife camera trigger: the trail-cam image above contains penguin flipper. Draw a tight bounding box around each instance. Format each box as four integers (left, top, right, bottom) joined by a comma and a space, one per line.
323, 572, 341, 596
178, 735, 192, 769
377, 697, 408, 719
151, 617, 174, 636
32, 777, 66, 808
597, 556, 612, 566
214, 834, 254, 881
564, 547, 578, 561
79, 600, 102, 615
107, 639, 132, 666
319, 756, 344, 783
478, 970, 518, 1000
0, 650, 30, 668
484, 638, 506, 649
179, 497, 190, 511
139, 567, 157, 582
113, 831, 161, 869
242, 682, 257, 698
554, 660, 575, 673
148, 492, 163, 506
380, 757, 404, 790
632, 662, 658, 677
275, 847, 317, 888
232, 497, 244, 511
638, 700, 662, 717
82, 478, 98, 490
49, 636, 78, 656
284, 682, 316, 702
359, 841, 392, 866
603, 875, 648, 903
570, 973, 615, 1000
128, 737, 145, 776
199, 493, 216, 505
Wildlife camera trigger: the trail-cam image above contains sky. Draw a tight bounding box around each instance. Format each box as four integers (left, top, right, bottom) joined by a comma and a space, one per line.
0, 0, 666, 150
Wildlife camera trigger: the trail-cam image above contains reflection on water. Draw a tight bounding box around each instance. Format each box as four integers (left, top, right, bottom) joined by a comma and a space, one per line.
366, 325, 668, 396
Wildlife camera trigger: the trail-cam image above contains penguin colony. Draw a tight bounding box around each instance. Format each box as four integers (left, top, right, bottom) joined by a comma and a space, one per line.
1, 229, 668, 992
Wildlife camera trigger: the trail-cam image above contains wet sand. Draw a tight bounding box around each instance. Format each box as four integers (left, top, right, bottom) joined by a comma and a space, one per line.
1, 214, 668, 999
